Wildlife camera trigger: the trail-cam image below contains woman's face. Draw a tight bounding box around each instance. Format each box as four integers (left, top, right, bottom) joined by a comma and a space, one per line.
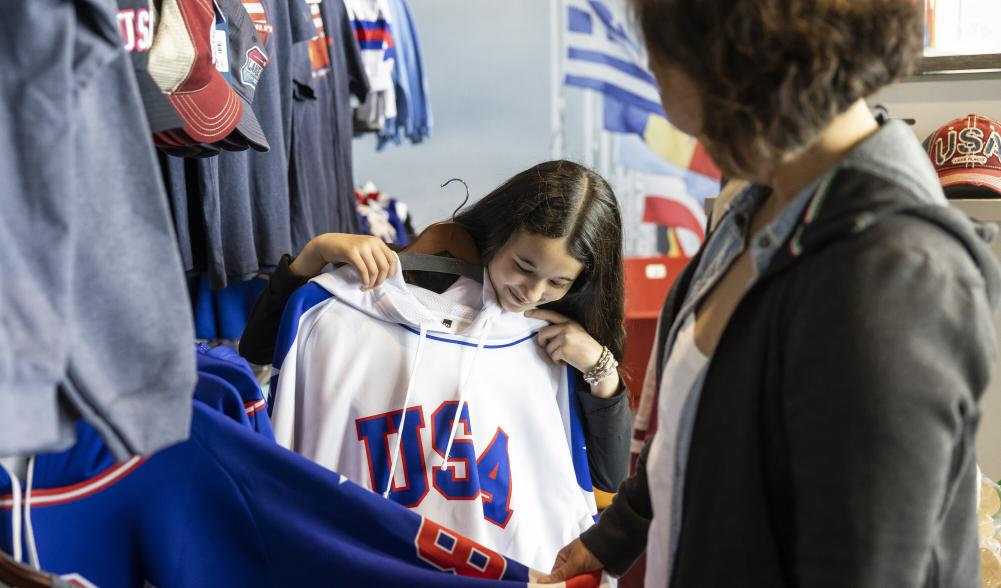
486, 231, 584, 313
650, 61, 704, 138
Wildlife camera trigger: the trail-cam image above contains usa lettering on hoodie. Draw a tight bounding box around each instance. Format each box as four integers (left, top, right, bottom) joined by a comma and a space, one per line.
270, 255, 597, 570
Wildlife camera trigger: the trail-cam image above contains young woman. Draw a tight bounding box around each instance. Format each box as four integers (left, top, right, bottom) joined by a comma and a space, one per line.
240, 159, 631, 494
540, 1, 1000, 587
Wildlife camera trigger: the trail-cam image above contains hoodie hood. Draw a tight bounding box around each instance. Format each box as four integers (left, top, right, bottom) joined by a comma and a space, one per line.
311, 252, 551, 340
767, 120, 1001, 312
897, 205, 1001, 312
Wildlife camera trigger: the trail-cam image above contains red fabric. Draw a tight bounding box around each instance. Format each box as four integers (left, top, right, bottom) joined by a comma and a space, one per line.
688, 142, 721, 180
163, 0, 243, 143
642, 197, 706, 240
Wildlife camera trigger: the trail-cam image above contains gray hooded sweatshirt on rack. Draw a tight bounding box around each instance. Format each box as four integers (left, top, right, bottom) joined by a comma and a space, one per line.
0, 0, 195, 460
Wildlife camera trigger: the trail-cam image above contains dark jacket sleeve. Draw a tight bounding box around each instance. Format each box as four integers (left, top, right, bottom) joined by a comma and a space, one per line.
238, 255, 308, 365
780, 217, 996, 586
580, 440, 653, 576
575, 372, 631, 492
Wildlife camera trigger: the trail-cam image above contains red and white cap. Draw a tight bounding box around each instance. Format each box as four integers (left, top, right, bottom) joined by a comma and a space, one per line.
147, 0, 243, 145
924, 114, 1001, 198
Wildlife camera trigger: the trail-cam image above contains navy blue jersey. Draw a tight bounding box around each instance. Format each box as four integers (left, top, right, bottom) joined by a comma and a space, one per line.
0, 402, 604, 587
194, 343, 273, 439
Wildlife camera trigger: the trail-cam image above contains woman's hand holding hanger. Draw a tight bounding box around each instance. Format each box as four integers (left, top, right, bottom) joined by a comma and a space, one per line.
290, 233, 397, 290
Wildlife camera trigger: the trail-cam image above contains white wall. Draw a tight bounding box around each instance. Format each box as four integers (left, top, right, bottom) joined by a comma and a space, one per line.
869, 75, 1001, 140
355, 0, 561, 228
353, 0, 591, 230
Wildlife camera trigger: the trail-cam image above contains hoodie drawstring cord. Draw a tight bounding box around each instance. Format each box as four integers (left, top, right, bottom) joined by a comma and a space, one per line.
24, 457, 38, 571
440, 317, 493, 470
0, 462, 22, 563
385, 322, 430, 498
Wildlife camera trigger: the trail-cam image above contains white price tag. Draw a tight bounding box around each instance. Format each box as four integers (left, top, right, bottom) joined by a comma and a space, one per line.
645, 263, 668, 280
213, 29, 230, 72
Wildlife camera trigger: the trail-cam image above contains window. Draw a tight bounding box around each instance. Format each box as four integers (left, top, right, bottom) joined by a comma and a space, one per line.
917, 0, 1001, 74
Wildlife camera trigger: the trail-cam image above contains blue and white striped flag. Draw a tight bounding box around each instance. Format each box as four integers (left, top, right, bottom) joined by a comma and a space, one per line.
562, 0, 665, 118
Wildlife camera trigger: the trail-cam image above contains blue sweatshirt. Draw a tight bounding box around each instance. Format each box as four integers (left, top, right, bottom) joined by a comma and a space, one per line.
0, 403, 560, 587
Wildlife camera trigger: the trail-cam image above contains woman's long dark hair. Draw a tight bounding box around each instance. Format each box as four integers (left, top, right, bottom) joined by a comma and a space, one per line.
453, 160, 626, 362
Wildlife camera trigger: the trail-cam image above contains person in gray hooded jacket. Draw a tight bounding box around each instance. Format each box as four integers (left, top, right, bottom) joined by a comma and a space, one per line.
540, 1, 1001, 586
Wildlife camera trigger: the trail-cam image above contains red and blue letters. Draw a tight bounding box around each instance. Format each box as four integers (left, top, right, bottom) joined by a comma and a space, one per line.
356, 402, 514, 527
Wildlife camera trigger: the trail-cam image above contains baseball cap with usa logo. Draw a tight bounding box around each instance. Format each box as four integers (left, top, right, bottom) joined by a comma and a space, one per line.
924, 114, 1001, 198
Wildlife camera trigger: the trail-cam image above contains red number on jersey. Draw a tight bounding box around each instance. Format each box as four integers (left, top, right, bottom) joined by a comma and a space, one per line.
414, 518, 507, 579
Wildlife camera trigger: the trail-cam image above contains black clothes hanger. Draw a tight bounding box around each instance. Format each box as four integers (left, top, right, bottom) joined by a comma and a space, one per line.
397, 179, 483, 283
398, 220, 482, 282
397, 251, 483, 283
872, 104, 916, 126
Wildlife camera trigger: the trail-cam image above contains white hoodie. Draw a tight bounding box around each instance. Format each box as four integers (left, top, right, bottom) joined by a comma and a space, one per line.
270, 256, 597, 569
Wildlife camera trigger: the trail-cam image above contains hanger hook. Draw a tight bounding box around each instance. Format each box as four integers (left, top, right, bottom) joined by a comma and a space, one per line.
442, 178, 471, 220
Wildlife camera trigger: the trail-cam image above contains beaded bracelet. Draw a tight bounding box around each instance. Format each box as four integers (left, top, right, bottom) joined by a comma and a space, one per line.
583, 346, 619, 386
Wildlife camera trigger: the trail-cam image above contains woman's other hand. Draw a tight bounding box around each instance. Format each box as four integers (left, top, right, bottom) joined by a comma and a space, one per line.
535, 538, 603, 583
527, 309, 620, 398
290, 233, 396, 290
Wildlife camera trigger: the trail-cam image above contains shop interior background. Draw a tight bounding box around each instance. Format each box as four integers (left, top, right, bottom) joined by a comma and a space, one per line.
355, 0, 1001, 477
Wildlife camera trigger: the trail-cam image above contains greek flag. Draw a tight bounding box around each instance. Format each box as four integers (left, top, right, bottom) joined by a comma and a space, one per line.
562, 0, 665, 118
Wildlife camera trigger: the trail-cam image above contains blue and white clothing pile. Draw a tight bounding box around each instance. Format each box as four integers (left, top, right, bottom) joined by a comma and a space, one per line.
345, 0, 397, 131
345, 0, 432, 147
0, 351, 606, 587
356, 182, 413, 245
0, 409, 606, 587
377, 0, 432, 149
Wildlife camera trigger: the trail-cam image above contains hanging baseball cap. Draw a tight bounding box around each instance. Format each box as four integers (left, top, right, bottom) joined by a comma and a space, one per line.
155, 129, 222, 158
213, 0, 272, 152
924, 114, 1001, 198
115, 0, 185, 134
147, 0, 244, 146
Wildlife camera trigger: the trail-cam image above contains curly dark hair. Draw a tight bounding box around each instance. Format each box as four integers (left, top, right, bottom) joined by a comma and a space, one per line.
454, 160, 626, 362
632, 0, 922, 177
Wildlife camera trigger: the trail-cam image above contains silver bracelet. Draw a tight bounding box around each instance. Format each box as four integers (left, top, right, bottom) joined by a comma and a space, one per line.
583, 346, 618, 386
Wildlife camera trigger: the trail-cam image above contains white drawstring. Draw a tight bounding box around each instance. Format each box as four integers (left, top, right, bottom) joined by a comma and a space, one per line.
385, 322, 430, 498
0, 462, 22, 563
440, 317, 493, 470
24, 456, 38, 571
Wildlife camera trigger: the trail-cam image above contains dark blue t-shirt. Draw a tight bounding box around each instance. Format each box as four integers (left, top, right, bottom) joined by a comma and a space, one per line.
289, 0, 369, 253
162, 0, 315, 288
